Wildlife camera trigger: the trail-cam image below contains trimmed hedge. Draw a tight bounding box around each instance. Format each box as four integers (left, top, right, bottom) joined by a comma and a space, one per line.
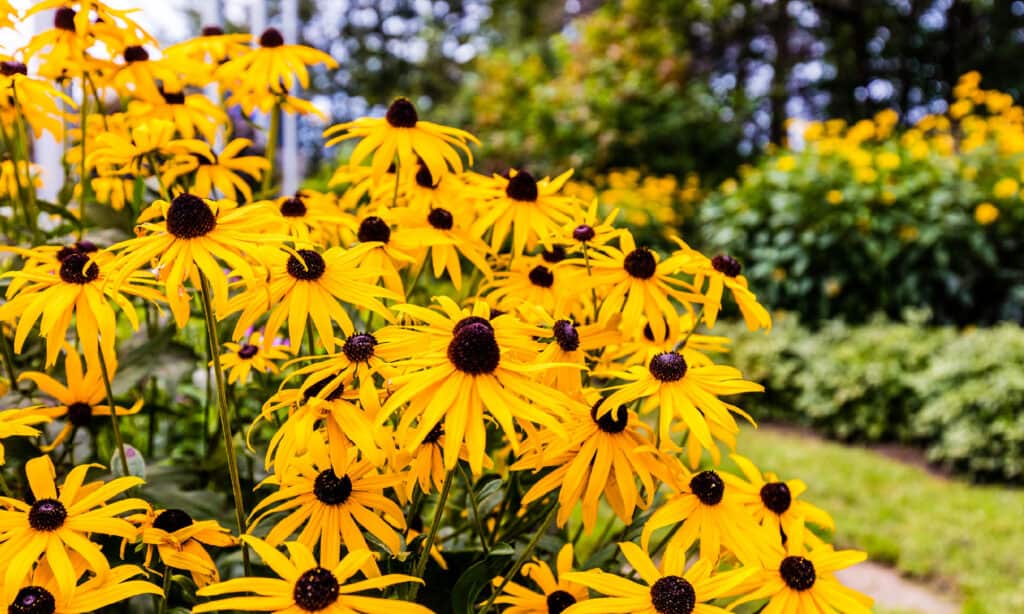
723, 315, 1024, 482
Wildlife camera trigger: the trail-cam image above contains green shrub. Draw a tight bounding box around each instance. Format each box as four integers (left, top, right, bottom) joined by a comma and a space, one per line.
721, 315, 1024, 481
698, 73, 1024, 326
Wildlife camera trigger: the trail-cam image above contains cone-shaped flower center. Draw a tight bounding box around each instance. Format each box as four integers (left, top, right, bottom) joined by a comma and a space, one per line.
427, 207, 454, 230
342, 333, 377, 363
238, 344, 259, 359
780, 556, 817, 591
259, 28, 285, 48
505, 171, 539, 202
292, 567, 340, 610
166, 194, 217, 238
591, 400, 629, 434
711, 254, 742, 277
552, 320, 580, 352
649, 575, 696, 614
67, 401, 93, 427
313, 470, 353, 506
153, 508, 194, 533
123, 46, 149, 62
546, 590, 577, 614
528, 265, 555, 288
760, 482, 792, 514
9, 586, 56, 614
448, 322, 500, 375
28, 498, 67, 532
357, 216, 391, 243
59, 252, 99, 285
623, 247, 657, 279
689, 470, 724, 506
649, 352, 687, 382
54, 7, 76, 31
280, 196, 307, 217
386, 98, 419, 128
287, 249, 327, 281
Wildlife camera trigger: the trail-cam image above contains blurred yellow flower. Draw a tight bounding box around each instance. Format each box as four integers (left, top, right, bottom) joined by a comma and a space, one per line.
876, 151, 900, 170
825, 189, 843, 205
975, 202, 1000, 225
993, 177, 1018, 199
775, 155, 796, 172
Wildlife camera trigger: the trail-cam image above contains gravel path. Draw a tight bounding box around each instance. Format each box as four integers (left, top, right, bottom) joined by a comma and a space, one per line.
836, 561, 960, 614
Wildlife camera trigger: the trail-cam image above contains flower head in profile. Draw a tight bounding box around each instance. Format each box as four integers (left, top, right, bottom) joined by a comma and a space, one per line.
494, 544, 588, 614
18, 349, 143, 451
128, 507, 236, 588
127, 88, 228, 143
194, 537, 430, 613
669, 238, 771, 331
0, 61, 75, 139
87, 118, 213, 177
0, 406, 55, 465
219, 331, 289, 385
324, 96, 478, 180
562, 542, 754, 614
0, 455, 148, 605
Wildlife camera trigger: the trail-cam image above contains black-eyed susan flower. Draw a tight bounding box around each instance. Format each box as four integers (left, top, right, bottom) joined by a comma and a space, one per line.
90, 176, 134, 211
324, 97, 478, 180
723, 454, 834, 546
215, 28, 337, 105
514, 394, 668, 531
493, 544, 587, 613
127, 87, 227, 143
7, 561, 162, 613
729, 537, 872, 614
530, 315, 620, 393
401, 162, 469, 214
557, 197, 620, 252
163, 26, 253, 72
0, 455, 148, 603
601, 350, 762, 451
562, 542, 754, 614
484, 256, 584, 322
194, 537, 430, 613
393, 420, 489, 497
0, 61, 75, 139
109, 45, 189, 103
87, 118, 213, 178
584, 230, 703, 342
110, 193, 282, 327
669, 240, 772, 331
283, 331, 391, 419
378, 298, 578, 473
223, 245, 398, 353
0, 407, 55, 465
606, 313, 730, 370
350, 214, 420, 295
248, 437, 405, 574
0, 245, 163, 369
129, 507, 236, 587
185, 138, 270, 203
18, 349, 142, 451
640, 464, 768, 567
472, 168, 578, 256
220, 331, 289, 385
270, 191, 353, 245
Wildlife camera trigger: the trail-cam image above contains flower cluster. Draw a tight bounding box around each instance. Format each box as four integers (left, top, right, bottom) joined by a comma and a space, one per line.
0, 2, 871, 613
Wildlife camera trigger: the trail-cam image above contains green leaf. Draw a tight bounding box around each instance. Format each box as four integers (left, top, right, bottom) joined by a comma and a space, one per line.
450, 542, 514, 614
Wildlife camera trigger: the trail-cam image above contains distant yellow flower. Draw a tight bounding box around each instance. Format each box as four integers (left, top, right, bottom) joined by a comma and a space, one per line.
993, 177, 1018, 199
825, 189, 843, 205
875, 151, 900, 170
0, 407, 54, 465
215, 28, 337, 106
975, 202, 1000, 225
775, 155, 796, 172
854, 167, 877, 183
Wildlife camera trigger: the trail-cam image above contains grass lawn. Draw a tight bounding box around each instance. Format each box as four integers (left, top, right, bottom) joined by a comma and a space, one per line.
734, 426, 1024, 614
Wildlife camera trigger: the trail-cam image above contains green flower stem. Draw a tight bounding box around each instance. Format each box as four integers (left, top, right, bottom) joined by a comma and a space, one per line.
147, 153, 170, 201
677, 303, 707, 350
0, 123, 33, 239
458, 463, 490, 556
198, 271, 252, 576
10, 90, 41, 244
0, 471, 12, 497
410, 470, 455, 598
0, 326, 19, 391
479, 502, 559, 614
95, 348, 130, 480
158, 565, 173, 614
79, 75, 90, 239
261, 101, 281, 194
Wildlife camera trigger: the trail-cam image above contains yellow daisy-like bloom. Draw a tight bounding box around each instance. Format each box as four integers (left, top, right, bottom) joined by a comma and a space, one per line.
0, 159, 41, 200
0, 244, 163, 369
723, 454, 834, 545
494, 544, 588, 613
269, 191, 353, 245
220, 331, 289, 385
110, 193, 283, 327
223, 245, 397, 353
0, 62, 75, 139
669, 239, 772, 331
87, 118, 213, 177
472, 168, 578, 256
163, 26, 253, 75
7, 561, 161, 614
640, 464, 768, 567
377, 298, 577, 473
601, 349, 763, 450
530, 314, 620, 394
215, 28, 337, 102
185, 138, 270, 203
585, 230, 704, 342
248, 438, 405, 575
0, 407, 54, 465
109, 45, 188, 103
392, 420, 488, 497
974, 202, 1000, 225
729, 537, 873, 614
194, 537, 430, 614
400, 162, 471, 215
0, 455, 148, 604
90, 176, 134, 211
350, 214, 418, 296
562, 542, 754, 614
556, 198, 620, 252
607, 313, 730, 370
484, 255, 584, 322
17, 349, 142, 452
127, 88, 228, 143
514, 394, 669, 530
128, 507, 236, 588
324, 96, 478, 181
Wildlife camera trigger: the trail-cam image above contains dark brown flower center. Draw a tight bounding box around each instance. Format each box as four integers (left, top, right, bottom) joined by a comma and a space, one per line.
54, 7, 76, 31
591, 399, 628, 434
447, 322, 500, 375
528, 265, 555, 288
760, 482, 792, 514
422, 423, 444, 444
552, 320, 580, 352
416, 165, 438, 188
711, 254, 742, 277
67, 401, 93, 428
546, 590, 576, 614
292, 567, 340, 610
342, 333, 377, 363
452, 316, 493, 336
427, 208, 453, 230
649, 575, 696, 614
573, 224, 596, 242
279, 196, 307, 217
166, 193, 217, 238
689, 471, 724, 506
302, 376, 344, 403
780, 556, 816, 591
58, 252, 99, 285
505, 171, 538, 202
542, 245, 566, 263
160, 88, 185, 104
286, 249, 326, 281
201, 25, 224, 36
123, 46, 149, 62
153, 508, 194, 533
259, 28, 284, 48
0, 61, 27, 76
9, 586, 56, 614
238, 344, 259, 359
649, 352, 687, 382
28, 498, 67, 532
385, 97, 418, 128
623, 247, 657, 279
313, 470, 353, 506
357, 216, 391, 243
56, 240, 98, 262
